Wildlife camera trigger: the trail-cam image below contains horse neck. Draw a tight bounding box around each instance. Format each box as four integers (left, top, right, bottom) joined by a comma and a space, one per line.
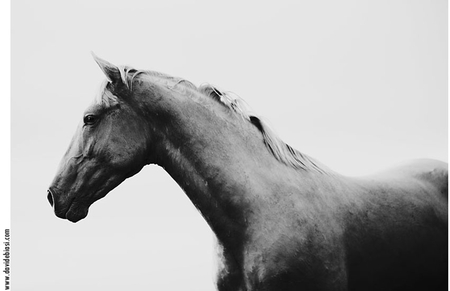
144, 86, 272, 248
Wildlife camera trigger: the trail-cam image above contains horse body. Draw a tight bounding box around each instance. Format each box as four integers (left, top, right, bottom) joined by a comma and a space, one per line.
48, 55, 447, 290
342, 160, 448, 291
212, 157, 447, 291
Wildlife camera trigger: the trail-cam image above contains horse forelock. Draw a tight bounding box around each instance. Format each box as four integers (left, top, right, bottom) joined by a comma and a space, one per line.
95, 65, 145, 107
95, 80, 118, 107
97, 67, 328, 174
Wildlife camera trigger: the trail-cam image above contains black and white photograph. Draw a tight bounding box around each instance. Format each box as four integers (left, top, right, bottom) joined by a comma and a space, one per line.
9, 1, 447, 290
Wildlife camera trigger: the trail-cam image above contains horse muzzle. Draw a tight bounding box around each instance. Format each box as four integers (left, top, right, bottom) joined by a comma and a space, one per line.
47, 187, 69, 219
47, 187, 88, 223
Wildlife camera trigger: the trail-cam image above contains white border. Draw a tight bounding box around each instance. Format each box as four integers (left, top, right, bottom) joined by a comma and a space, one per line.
0, 0, 11, 232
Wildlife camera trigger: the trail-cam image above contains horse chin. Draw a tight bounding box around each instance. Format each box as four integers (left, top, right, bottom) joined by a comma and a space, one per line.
65, 204, 89, 223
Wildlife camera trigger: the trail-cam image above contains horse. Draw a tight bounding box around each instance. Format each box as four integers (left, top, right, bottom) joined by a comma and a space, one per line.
47, 54, 448, 291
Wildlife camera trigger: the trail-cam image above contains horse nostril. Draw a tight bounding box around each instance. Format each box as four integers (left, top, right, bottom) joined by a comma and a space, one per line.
47, 189, 54, 207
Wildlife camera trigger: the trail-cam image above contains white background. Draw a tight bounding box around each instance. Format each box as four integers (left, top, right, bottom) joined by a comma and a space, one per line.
11, 1, 447, 290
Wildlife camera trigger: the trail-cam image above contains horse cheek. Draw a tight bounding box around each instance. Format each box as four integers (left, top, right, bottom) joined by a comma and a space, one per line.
105, 133, 142, 171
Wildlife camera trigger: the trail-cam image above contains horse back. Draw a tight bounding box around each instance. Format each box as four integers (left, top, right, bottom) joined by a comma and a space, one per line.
405, 158, 448, 199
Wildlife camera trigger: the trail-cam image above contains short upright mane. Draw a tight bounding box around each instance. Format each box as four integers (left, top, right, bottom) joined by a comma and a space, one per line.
98, 66, 328, 174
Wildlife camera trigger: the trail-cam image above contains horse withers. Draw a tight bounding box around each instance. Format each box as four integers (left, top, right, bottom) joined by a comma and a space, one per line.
48, 55, 448, 291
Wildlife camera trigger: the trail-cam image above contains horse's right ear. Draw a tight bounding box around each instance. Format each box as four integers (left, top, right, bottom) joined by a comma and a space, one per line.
91, 52, 122, 84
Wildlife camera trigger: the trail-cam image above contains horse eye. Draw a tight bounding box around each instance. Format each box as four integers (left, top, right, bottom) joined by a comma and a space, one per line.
83, 114, 98, 125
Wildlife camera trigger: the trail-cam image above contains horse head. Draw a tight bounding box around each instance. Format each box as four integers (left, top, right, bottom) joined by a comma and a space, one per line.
47, 55, 153, 222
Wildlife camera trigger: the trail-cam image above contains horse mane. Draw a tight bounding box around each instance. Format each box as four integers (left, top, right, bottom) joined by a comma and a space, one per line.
98, 66, 328, 174
197, 84, 327, 174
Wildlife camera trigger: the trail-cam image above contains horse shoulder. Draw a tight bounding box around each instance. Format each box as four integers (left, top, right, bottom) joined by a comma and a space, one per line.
240, 223, 348, 291
237, 178, 349, 290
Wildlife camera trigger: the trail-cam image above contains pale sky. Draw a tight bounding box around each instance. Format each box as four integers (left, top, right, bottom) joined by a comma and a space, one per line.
12, 1, 447, 290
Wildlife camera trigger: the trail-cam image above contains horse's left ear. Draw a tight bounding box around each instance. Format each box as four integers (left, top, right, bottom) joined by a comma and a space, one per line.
91, 52, 122, 84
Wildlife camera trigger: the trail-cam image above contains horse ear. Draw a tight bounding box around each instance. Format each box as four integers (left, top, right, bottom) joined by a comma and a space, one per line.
91, 52, 122, 84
